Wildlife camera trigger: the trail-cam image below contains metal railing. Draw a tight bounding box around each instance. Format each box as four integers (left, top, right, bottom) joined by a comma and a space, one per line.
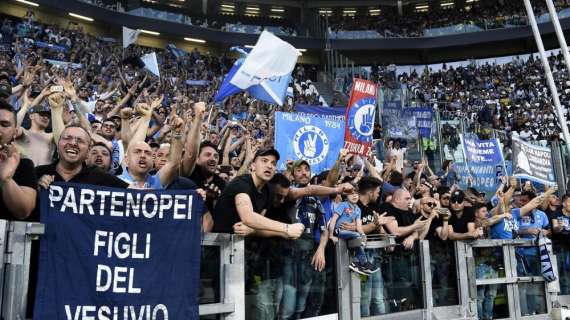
2, 220, 569, 320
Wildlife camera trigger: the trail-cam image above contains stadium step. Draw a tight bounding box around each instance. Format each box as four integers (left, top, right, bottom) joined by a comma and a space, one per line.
312, 81, 335, 106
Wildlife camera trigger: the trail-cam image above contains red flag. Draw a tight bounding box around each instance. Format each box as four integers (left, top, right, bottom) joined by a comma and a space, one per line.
344, 78, 378, 156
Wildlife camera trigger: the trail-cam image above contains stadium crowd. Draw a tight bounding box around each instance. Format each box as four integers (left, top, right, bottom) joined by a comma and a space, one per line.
0, 9, 569, 320
328, 0, 570, 38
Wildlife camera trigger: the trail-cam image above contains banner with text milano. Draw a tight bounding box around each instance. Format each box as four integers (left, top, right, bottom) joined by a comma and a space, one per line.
34, 183, 204, 320
344, 78, 378, 156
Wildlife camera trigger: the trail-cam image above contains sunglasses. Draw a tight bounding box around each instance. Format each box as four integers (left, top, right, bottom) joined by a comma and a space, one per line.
424, 202, 437, 208
451, 198, 464, 204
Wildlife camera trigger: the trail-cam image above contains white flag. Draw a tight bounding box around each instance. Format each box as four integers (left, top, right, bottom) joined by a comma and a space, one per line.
141, 52, 160, 78
229, 31, 300, 90
122, 26, 141, 49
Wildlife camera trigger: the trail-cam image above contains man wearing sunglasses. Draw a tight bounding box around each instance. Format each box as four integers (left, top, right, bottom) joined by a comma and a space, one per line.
448, 190, 484, 240
417, 198, 449, 241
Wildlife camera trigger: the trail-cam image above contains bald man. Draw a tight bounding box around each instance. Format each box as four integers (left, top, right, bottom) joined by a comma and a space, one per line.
379, 188, 428, 249
118, 140, 181, 189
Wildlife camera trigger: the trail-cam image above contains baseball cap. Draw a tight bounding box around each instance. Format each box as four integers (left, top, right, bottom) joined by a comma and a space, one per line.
29, 105, 51, 114
291, 159, 310, 172
253, 148, 280, 161
450, 190, 465, 203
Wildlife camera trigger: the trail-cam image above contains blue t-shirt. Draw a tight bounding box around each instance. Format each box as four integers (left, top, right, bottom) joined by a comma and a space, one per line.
490, 208, 521, 240
516, 209, 550, 240
334, 201, 361, 230
315, 197, 334, 243
118, 169, 164, 189
516, 209, 550, 256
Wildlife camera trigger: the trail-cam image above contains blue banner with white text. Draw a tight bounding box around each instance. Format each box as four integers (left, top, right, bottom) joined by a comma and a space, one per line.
275, 112, 344, 173
294, 104, 345, 121
460, 135, 504, 164
34, 183, 203, 320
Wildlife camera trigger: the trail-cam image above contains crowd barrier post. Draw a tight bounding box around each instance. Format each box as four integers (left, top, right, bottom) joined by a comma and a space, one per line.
0, 221, 44, 320
551, 140, 568, 195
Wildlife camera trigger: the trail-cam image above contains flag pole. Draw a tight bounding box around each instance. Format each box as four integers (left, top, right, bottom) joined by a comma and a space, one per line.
523, 0, 570, 157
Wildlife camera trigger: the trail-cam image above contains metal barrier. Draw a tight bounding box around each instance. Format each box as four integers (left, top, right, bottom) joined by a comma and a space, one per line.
0, 221, 245, 320
337, 237, 569, 320
2, 219, 569, 320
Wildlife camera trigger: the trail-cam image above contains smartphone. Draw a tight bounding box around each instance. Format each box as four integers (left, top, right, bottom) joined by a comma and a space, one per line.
437, 208, 451, 218
50, 85, 63, 93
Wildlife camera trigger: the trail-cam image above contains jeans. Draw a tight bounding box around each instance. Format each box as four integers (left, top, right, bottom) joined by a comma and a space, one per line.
279, 238, 316, 320
336, 229, 367, 265
557, 248, 570, 295
360, 250, 386, 316
516, 253, 545, 315
253, 278, 283, 320
477, 285, 497, 320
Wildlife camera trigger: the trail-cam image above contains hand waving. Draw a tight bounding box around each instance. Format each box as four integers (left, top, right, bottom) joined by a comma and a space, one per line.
0, 144, 21, 184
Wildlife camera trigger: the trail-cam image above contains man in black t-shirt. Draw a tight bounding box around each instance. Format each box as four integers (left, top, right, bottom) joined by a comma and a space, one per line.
188, 141, 227, 212
0, 100, 37, 220
211, 148, 304, 238
357, 177, 394, 317
448, 190, 482, 240
36, 125, 128, 191
417, 197, 449, 242
381, 189, 427, 249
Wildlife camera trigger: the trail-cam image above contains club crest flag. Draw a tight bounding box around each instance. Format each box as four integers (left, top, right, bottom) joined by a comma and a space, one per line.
344, 78, 378, 155
274, 112, 344, 174
122, 26, 140, 49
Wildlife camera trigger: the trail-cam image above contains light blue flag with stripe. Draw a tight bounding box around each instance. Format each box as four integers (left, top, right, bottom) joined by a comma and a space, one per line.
214, 31, 299, 105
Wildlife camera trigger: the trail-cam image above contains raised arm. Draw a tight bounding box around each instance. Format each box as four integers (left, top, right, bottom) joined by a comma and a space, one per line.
520, 195, 544, 216
158, 115, 184, 187
0, 146, 36, 219
287, 183, 353, 201
181, 102, 206, 176
325, 149, 348, 186
47, 92, 66, 143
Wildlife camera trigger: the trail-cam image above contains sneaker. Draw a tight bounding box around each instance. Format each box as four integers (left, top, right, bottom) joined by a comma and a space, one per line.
361, 262, 380, 274
349, 262, 369, 276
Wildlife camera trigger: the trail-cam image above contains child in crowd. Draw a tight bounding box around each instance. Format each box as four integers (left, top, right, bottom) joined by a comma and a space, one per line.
329, 186, 379, 275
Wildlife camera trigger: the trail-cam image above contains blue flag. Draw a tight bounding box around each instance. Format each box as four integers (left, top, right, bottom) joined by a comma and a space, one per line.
407, 107, 434, 138
215, 58, 292, 105
460, 135, 504, 164
274, 112, 343, 173
456, 161, 512, 195
34, 183, 203, 320
214, 31, 299, 106
294, 104, 346, 120
167, 43, 187, 58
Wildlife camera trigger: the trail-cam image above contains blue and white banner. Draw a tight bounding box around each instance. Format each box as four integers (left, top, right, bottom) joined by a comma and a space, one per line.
512, 137, 556, 185
275, 112, 343, 173
215, 31, 299, 106
294, 104, 345, 121
185, 80, 209, 86
44, 59, 83, 69
408, 107, 434, 138
460, 135, 504, 164
381, 100, 418, 140
167, 44, 188, 58
35, 41, 68, 52
456, 161, 513, 195
34, 183, 203, 320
